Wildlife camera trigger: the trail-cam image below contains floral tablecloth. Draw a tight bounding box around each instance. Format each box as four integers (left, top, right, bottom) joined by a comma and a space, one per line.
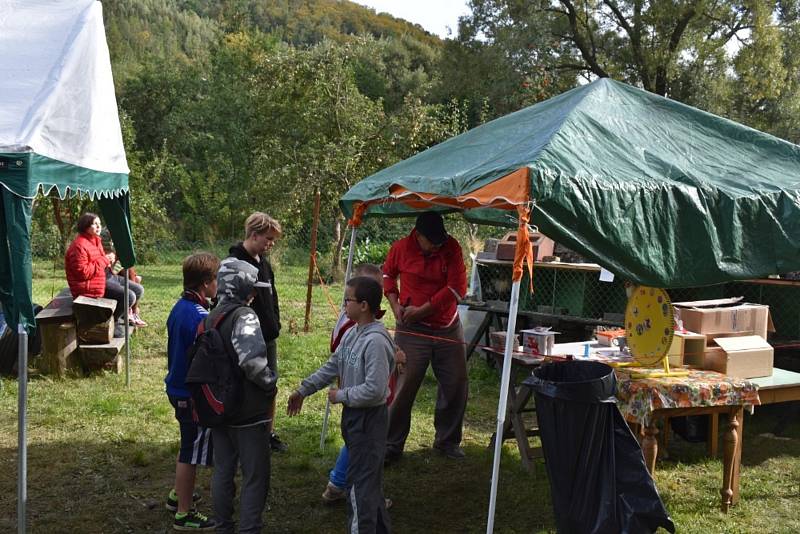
614, 367, 761, 426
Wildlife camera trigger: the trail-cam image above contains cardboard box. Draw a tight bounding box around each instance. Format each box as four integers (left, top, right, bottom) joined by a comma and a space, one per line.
494, 231, 555, 261
673, 297, 773, 339
704, 335, 774, 379
490, 331, 519, 352
668, 331, 706, 367
596, 328, 626, 346
521, 328, 559, 355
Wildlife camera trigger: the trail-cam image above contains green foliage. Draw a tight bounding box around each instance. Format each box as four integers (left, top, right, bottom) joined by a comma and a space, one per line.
351, 237, 391, 266
32, 0, 800, 267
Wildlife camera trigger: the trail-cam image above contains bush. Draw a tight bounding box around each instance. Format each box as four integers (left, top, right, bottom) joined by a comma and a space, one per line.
352, 237, 391, 266
30, 223, 63, 260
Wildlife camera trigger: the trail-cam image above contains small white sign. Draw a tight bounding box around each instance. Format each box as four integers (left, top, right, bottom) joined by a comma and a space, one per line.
599, 268, 615, 283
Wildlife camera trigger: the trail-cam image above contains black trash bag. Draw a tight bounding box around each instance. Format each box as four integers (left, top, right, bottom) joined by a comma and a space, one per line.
0, 305, 43, 375
526, 360, 675, 534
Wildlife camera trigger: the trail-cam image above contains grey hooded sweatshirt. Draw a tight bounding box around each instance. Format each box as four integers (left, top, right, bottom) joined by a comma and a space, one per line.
209, 257, 276, 426
298, 320, 395, 407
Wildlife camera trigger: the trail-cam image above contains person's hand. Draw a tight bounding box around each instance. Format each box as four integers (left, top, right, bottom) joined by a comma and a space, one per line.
287, 390, 305, 416
105, 252, 116, 265
327, 387, 340, 404
402, 305, 424, 324
390, 301, 405, 324
395, 348, 406, 374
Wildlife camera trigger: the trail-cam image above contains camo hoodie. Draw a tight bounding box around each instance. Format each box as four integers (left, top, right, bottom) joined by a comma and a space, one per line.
298, 320, 395, 408
208, 257, 276, 426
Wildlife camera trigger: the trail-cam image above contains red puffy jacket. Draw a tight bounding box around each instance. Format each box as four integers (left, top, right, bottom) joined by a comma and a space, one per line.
65, 232, 110, 298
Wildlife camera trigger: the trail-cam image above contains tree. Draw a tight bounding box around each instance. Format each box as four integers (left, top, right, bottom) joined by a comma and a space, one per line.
458, 0, 757, 96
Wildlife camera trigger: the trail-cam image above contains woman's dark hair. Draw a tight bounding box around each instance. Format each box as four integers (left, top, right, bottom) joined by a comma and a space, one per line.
346, 276, 383, 314
76, 212, 100, 234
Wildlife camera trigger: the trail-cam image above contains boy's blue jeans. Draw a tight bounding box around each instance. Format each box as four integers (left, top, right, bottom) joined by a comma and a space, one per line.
329, 445, 349, 488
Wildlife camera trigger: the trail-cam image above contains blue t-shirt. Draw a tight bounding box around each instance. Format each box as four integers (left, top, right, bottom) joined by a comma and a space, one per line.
165, 296, 208, 398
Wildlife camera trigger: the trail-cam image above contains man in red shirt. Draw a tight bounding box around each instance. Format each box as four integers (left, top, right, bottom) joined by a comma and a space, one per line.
383, 212, 468, 463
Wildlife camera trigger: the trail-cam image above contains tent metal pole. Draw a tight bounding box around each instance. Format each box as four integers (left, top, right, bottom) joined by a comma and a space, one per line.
17, 324, 28, 534
486, 280, 521, 534
124, 271, 130, 387
320, 226, 359, 452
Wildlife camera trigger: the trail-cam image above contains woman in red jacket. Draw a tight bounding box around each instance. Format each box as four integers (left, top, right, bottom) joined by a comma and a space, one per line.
64, 213, 143, 324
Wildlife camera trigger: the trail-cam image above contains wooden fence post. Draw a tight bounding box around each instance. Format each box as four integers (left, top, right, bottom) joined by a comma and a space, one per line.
304, 189, 322, 333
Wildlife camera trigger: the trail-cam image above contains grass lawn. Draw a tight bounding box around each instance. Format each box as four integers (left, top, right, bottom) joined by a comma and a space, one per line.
1, 258, 799, 533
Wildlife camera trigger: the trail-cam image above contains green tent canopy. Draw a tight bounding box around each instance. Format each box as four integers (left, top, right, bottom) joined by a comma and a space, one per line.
0, 0, 135, 332
341, 78, 800, 288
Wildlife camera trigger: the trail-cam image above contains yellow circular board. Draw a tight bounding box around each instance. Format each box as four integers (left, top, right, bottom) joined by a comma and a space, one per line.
624, 286, 674, 367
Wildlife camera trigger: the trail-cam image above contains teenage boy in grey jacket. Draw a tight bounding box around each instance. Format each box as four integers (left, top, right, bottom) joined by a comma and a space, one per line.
288, 276, 395, 534
210, 258, 277, 534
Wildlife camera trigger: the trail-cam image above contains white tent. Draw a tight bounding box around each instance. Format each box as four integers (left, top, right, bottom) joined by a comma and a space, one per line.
0, 0, 129, 179
1, 3, 133, 532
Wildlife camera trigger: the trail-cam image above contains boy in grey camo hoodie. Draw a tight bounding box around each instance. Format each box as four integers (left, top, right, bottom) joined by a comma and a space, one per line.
288, 276, 395, 534
209, 258, 277, 534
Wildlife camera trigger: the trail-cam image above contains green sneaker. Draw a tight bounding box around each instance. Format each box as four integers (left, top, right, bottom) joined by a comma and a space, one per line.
173, 510, 215, 531
166, 489, 202, 512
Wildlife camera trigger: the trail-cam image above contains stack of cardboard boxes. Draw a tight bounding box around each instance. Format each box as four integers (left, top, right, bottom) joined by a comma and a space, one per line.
670, 297, 774, 379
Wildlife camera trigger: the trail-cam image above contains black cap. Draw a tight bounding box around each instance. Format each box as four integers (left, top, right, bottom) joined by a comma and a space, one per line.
415, 212, 448, 246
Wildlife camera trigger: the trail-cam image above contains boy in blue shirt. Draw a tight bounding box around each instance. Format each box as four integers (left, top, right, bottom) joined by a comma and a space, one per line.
165, 252, 220, 531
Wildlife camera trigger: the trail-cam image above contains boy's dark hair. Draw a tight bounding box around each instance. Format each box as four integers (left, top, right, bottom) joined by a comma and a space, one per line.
347, 276, 383, 314
183, 252, 221, 290
76, 212, 99, 234
353, 263, 382, 278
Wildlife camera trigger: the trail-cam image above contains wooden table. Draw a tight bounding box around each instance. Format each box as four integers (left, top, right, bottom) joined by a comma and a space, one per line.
694, 368, 800, 458
751, 367, 800, 405
464, 303, 622, 360
485, 348, 544, 472
615, 368, 760, 513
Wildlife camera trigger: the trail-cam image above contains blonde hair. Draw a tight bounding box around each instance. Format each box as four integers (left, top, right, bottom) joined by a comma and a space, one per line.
244, 212, 282, 239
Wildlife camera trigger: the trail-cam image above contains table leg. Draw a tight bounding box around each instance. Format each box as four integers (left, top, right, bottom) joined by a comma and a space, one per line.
732, 407, 744, 505
466, 311, 493, 360
720, 408, 741, 513
708, 413, 719, 457
642, 420, 659, 474
488, 370, 517, 448
511, 386, 535, 472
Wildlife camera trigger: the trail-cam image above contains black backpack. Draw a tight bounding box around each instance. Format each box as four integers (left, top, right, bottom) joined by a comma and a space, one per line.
185, 306, 246, 427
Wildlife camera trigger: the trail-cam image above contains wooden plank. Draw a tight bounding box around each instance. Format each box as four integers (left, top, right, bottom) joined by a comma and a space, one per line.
477, 258, 603, 272
72, 295, 116, 322
35, 295, 74, 324
80, 337, 126, 372
756, 386, 800, 405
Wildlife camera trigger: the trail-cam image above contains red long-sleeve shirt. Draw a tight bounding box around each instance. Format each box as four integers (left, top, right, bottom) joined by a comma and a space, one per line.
382, 229, 467, 329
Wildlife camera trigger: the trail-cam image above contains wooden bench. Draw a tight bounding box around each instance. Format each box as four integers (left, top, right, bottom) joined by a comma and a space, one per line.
35, 294, 79, 377
36, 293, 127, 376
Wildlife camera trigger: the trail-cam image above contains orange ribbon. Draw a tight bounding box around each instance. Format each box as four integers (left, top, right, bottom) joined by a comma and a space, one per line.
512, 204, 534, 292
348, 202, 367, 228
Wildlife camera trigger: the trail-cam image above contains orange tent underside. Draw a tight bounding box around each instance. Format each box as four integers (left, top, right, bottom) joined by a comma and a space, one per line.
386, 167, 530, 211
348, 167, 534, 284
